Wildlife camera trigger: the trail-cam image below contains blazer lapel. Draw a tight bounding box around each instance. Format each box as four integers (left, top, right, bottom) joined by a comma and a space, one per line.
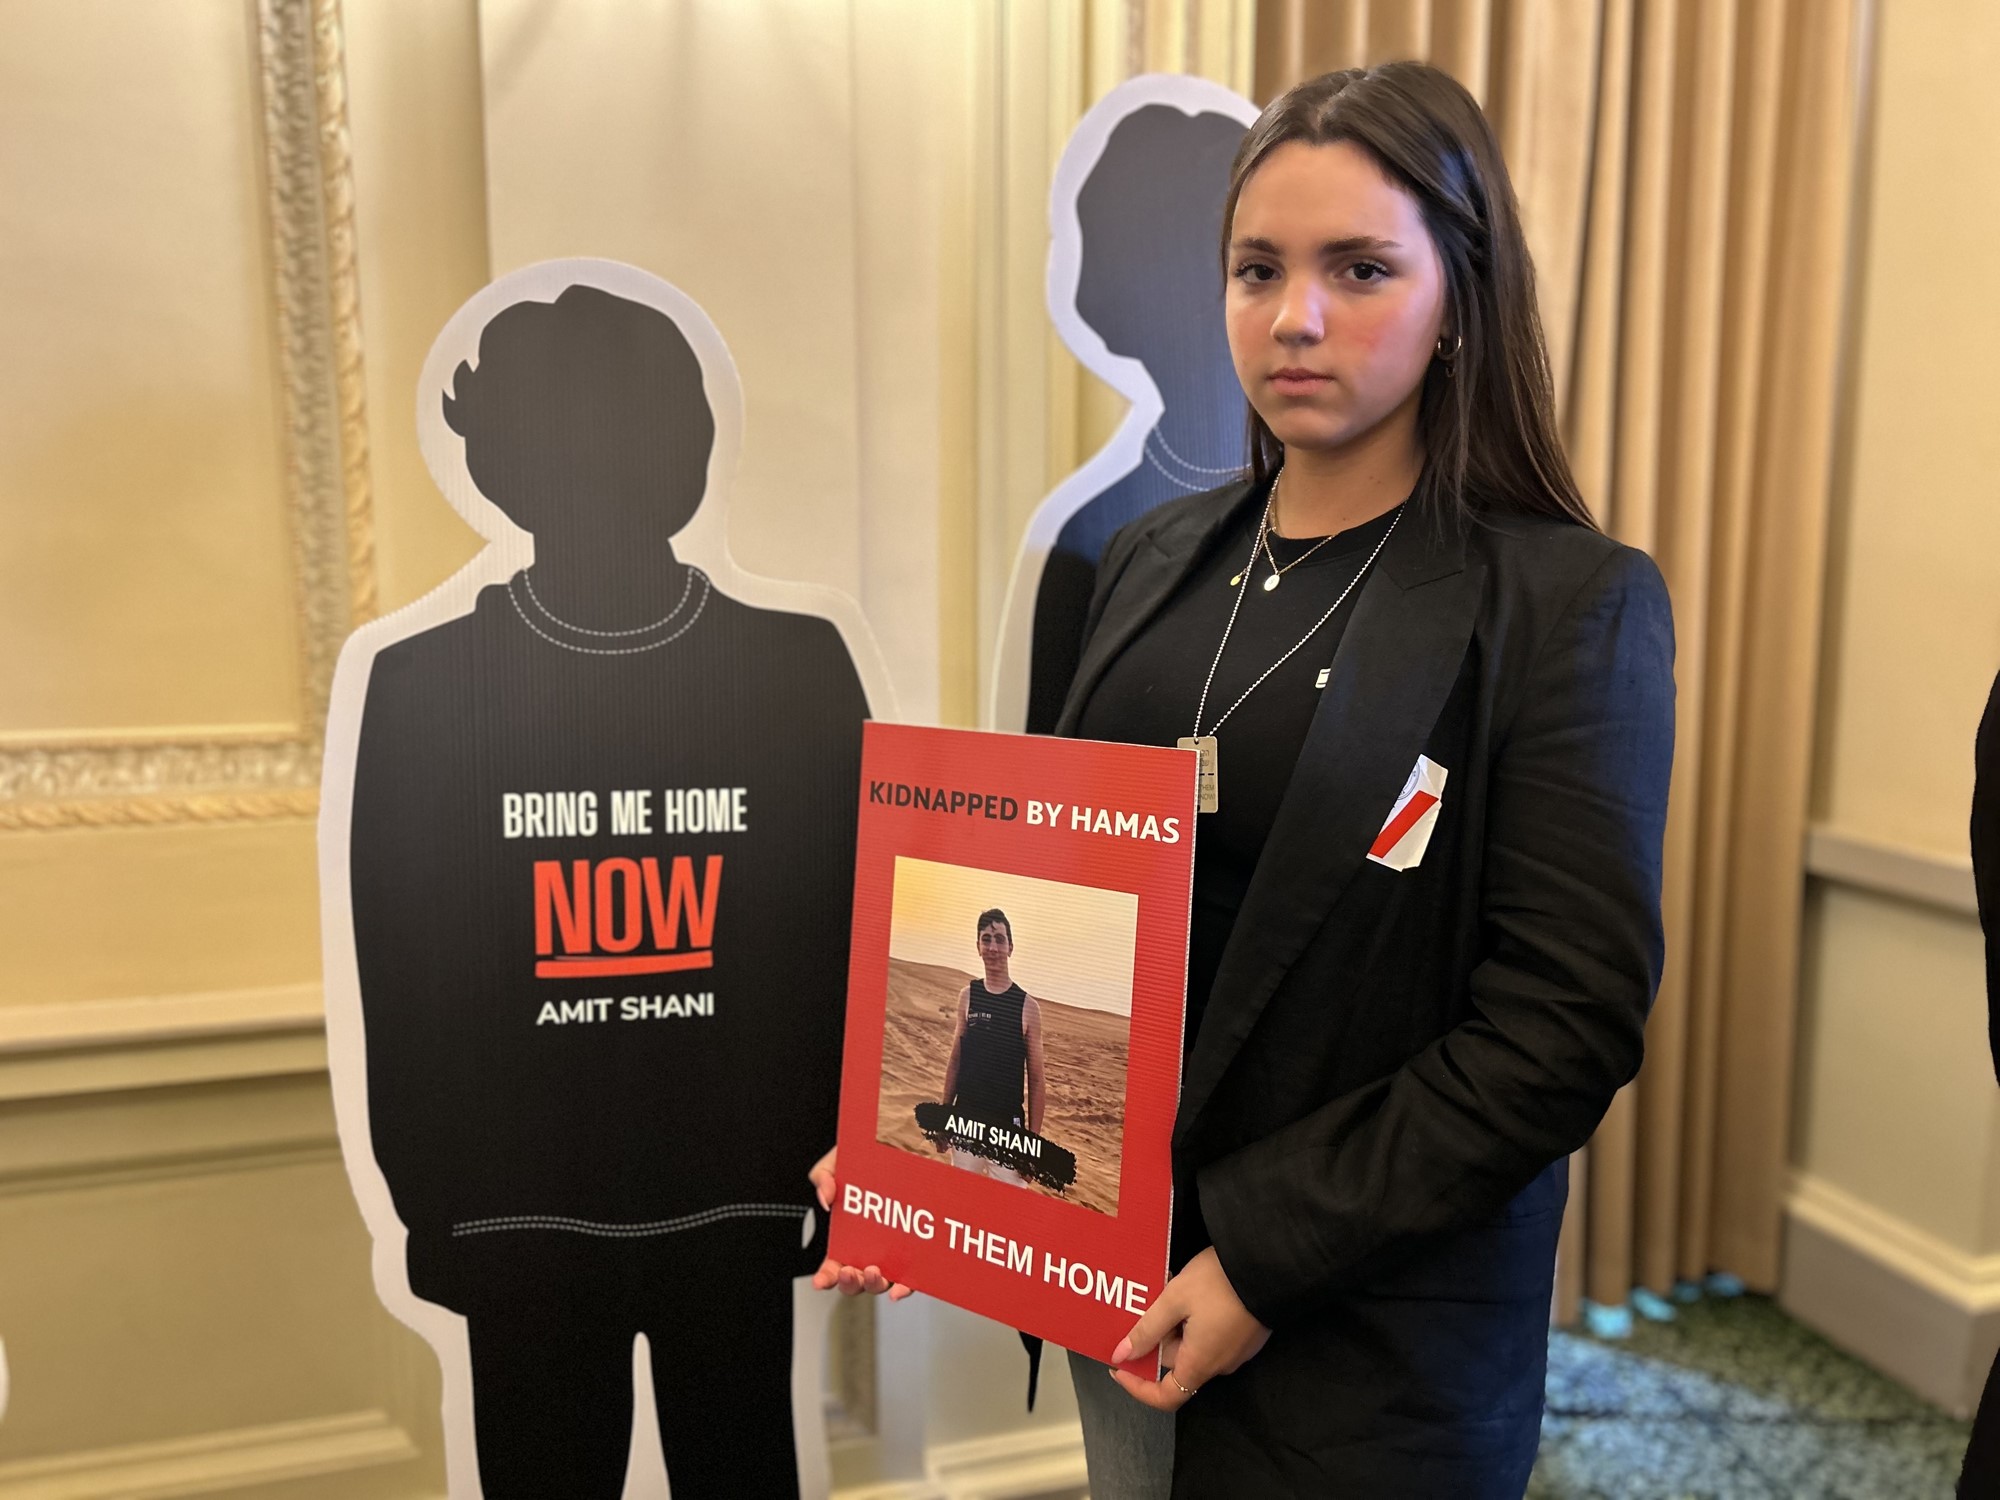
1053, 482, 1257, 738
1175, 514, 1486, 1143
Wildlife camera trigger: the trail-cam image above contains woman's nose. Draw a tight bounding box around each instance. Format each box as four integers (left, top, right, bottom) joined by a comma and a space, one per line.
1271, 284, 1326, 345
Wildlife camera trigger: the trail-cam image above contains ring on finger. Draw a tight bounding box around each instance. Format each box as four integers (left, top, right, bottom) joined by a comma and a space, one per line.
1168, 1372, 1199, 1396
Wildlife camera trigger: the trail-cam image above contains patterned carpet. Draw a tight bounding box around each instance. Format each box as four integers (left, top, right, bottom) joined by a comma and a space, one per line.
1532, 1295, 1972, 1498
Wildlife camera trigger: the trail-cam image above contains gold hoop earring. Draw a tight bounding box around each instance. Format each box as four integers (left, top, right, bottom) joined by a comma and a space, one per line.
1436, 331, 1462, 364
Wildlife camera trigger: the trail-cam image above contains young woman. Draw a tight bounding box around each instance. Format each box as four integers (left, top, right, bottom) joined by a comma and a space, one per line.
1047, 61, 1674, 1497
818, 61, 1673, 1498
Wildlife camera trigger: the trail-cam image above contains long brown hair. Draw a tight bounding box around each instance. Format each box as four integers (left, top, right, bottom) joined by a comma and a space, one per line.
1224, 63, 1594, 531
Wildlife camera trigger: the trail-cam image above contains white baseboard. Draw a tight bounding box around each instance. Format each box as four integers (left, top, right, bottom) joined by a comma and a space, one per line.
0, 1408, 420, 1498
835, 1422, 1088, 1500
1783, 1172, 2000, 1417
1803, 825, 1977, 916
0, 1407, 1082, 1500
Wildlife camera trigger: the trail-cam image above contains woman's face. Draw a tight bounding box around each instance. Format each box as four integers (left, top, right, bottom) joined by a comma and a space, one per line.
1225, 140, 1446, 458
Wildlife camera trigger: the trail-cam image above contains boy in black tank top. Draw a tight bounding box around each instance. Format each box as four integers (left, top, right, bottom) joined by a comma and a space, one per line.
939, 909, 1047, 1184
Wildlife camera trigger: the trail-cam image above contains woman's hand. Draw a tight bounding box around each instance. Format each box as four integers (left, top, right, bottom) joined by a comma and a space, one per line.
807, 1147, 915, 1300
1109, 1248, 1270, 1410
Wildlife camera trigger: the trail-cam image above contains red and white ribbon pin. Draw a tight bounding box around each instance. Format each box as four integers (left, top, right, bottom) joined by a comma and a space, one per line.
1367, 755, 1448, 871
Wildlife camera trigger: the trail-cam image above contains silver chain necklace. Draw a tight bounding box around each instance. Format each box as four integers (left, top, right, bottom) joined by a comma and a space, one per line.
1177, 485, 1404, 814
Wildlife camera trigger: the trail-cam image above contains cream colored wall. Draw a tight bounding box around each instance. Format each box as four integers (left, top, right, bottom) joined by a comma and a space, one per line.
1795, 889, 1994, 1249
0, 3, 302, 739
1798, 0, 2000, 1242
1788, 0, 2000, 1412
1813, 0, 2000, 858
0, 0, 1252, 1492
345, 0, 492, 616
0, 0, 326, 1012
0, 0, 486, 1489
478, 0, 964, 723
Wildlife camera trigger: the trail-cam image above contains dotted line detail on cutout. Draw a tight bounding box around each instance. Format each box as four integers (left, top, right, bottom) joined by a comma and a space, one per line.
1142, 446, 1209, 494
506, 569, 712, 655
451, 1202, 807, 1239
520, 565, 695, 637
1148, 429, 1242, 476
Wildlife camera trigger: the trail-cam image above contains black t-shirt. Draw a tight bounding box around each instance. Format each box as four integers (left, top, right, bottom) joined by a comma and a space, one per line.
348, 568, 867, 1306
1075, 499, 1403, 1050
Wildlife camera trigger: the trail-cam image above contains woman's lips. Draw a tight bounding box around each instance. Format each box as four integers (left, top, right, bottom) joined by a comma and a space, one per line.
1269, 368, 1332, 394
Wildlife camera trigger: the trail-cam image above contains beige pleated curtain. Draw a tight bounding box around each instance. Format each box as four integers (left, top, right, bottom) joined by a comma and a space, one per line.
1252, 0, 1859, 1314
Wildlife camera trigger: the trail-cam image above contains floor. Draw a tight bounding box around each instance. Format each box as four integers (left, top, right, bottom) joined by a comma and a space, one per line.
1531, 1294, 1973, 1498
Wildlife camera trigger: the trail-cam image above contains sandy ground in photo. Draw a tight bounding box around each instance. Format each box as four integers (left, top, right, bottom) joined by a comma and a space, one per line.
875, 956, 1130, 1216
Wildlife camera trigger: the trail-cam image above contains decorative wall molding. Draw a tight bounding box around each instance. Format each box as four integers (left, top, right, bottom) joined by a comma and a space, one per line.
826, 1294, 880, 1442
834, 1421, 1088, 1500
1804, 823, 1978, 916
0, 983, 327, 1104
1783, 1171, 2000, 1417
0, 981, 884, 1472
0, 742, 321, 829
1788, 1172, 2000, 1312
0, 1409, 419, 1499
924, 1423, 1088, 1500
0, 0, 371, 832
309, 0, 378, 630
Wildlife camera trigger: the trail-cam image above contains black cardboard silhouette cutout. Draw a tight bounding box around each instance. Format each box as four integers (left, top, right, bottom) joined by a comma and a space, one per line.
320, 260, 892, 1499
991, 76, 1258, 732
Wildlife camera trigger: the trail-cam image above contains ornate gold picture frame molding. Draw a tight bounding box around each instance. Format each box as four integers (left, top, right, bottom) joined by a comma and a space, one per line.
0, 0, 373, 833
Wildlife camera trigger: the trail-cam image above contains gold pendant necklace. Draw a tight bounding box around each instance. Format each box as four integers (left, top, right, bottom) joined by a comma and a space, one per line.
1229, 471, 1336, 588
1258, 525, 1337, 589
1195, 494, 1406, 814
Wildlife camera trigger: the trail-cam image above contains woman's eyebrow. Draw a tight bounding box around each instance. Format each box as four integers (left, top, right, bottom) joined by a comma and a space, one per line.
1323, 236, 1403, 255
1229, 235, 1405, 256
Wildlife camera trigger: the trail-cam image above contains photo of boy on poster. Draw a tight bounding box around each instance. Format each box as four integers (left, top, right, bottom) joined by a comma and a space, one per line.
319, 261, 892, 1499
990, 74, 1259, 734
934, 909, 1049, 1185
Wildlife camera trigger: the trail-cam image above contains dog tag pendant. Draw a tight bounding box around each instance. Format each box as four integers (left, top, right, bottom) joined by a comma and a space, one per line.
1177, 735, 1219, 813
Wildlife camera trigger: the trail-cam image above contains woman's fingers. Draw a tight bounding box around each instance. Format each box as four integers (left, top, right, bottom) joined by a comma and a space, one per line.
810, 1256, 913, 1300
1110, 1290, 1197, 1410
808, 1147, 838, 1212
1110, 1284, 1182, 1365
1110, 1332, 1211, 1412
1108, 1250, 1269, 1408
805, 1160, 914, 1299
859, 1265, 916, 1298
1109, 1307, 1220, 1410
1109, 1363, 1195, 1411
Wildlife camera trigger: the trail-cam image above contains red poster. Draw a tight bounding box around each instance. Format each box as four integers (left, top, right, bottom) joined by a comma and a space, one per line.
831, 722, 1197, 1371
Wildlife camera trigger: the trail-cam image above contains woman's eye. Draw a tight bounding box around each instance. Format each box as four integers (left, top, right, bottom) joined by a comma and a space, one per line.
1348, 261, 1391, 283
1232, 262, 1277, 284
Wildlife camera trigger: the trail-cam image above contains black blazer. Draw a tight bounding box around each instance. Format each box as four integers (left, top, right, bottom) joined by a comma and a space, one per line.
1056, 482, 1674, 1498
1960, 670, 2000, 1498
1976, 668, 2000, 1079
